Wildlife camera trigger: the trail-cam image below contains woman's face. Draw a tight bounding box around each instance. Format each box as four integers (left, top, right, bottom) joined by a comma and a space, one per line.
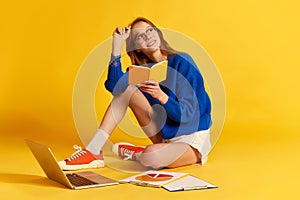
131, 21, 161, 53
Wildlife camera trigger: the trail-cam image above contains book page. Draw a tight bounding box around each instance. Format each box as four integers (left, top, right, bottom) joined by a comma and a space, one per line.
128, 65, 150, 85
119, 170, 188, 187
128, 60, 168, 85
163, 175, 217, 192
149, 60, 168, 82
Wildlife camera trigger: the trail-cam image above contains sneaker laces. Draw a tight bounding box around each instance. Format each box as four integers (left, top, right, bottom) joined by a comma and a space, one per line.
120, 147, 135, 161
67, 145, 87, 161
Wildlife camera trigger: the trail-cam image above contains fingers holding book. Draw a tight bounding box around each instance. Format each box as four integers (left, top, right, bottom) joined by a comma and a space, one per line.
140, 80, 159, 96
140, 80, 168, 104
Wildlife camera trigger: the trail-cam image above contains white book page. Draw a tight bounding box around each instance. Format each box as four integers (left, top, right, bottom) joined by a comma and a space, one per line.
119, 170, 188, 187
163, 175, 217, 191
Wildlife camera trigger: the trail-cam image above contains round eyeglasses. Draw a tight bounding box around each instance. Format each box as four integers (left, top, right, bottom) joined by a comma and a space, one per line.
134, 27, 157, 43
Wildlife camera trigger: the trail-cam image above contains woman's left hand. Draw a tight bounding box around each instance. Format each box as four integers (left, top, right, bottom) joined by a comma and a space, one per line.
139, 80, 168, 104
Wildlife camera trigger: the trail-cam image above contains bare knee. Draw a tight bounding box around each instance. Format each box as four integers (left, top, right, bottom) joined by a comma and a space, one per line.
128, 88, 149, 109
139, 145, 165, 169
139, 143, 200, 169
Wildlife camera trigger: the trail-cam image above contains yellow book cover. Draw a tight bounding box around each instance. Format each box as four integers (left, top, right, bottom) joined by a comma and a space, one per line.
128, 60, 168, 85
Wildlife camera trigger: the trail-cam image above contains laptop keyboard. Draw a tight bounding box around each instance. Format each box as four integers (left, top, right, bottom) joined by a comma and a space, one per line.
66, 173, 97, 187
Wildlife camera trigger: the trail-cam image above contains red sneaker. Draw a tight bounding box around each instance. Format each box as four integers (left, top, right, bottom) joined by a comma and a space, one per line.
58, 145, 104, 171
112, 142, 145, 161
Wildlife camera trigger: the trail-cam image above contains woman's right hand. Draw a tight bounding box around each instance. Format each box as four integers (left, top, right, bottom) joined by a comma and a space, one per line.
112, 26, 131, 56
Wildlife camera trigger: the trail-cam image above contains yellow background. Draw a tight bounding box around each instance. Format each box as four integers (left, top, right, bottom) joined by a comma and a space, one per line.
1, 0, 300, 199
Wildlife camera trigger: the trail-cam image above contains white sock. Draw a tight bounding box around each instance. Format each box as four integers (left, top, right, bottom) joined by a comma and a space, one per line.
86, 129, 109, 155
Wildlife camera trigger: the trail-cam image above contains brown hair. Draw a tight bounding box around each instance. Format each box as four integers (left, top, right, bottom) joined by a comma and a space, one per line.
126, 17, 179, 65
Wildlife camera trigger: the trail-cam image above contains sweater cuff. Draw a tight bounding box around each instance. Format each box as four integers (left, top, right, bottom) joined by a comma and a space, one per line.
162, 97, 181, 122
110, 54, 121, 66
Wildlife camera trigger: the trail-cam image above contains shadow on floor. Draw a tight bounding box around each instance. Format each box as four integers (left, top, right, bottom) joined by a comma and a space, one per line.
0, 173, 65, 189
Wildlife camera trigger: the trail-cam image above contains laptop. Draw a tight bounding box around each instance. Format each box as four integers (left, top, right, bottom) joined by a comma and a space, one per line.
25, 139, 119, 189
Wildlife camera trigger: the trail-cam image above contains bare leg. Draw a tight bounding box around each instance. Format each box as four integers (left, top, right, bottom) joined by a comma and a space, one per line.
138, 143, 201, 169
98, 86, 199, 169
128, 90, 165, 143
125, 89, 200, 168
99, 85, 164, 140
99, 85, 139, 134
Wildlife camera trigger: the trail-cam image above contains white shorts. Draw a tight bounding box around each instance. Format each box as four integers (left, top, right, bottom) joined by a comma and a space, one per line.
162, 129, 211, 165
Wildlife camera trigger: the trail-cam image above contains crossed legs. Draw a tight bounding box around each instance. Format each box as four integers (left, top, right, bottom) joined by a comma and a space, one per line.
98, 86, 201, 169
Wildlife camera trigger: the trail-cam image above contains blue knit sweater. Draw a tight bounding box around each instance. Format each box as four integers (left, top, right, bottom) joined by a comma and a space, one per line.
105, 53, 212, 139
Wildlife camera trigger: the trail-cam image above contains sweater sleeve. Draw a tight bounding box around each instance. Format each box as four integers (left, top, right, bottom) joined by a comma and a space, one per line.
104, 55, 129, 95
162, 54, 202, 123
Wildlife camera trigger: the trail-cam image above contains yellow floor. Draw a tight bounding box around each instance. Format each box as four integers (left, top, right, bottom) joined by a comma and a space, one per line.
1, 0, 300, 199
1, 123, 299, 200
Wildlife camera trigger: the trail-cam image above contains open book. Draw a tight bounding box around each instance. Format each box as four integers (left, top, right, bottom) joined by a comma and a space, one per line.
119, 170, 217, 192
128, 60, 168, 85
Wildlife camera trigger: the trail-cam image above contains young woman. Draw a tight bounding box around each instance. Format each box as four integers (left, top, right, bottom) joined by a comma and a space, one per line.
58, 17, 212, 170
